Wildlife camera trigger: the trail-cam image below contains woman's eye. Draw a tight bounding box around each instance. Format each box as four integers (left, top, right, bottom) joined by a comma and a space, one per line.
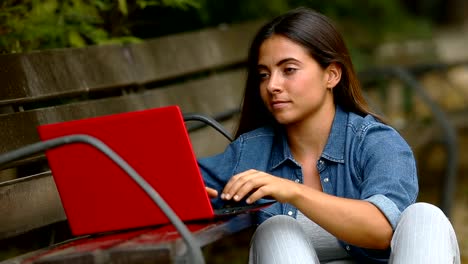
258, 72, 270, 79
284, 67, 297, 74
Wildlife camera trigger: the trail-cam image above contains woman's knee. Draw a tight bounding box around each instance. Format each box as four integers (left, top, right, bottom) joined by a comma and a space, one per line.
391, 203, 460, 263
399, 202, 448, 225
250, 215, 319, 264
402, 202, 445, 217
252, 215, 304, 241
261, 214, 299, 228
396, 202, 454, 235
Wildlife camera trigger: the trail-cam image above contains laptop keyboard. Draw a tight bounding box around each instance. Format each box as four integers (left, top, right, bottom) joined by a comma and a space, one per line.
213, 200, 276, 216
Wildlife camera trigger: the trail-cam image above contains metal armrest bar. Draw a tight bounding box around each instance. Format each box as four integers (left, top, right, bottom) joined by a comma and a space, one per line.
184, 112, 235, 142
0, 134, 205, 264
406, 61, 468, 76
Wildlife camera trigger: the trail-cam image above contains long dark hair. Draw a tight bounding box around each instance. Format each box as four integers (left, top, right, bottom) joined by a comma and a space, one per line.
235, 7, 381, 138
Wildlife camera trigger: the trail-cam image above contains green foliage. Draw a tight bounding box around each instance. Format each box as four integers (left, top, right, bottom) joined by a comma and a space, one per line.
194, 0, 287, 25
0, 0, 433, 59
0, 0, 199, 53
195, 0, 432, 41
300, 0, 433, 69
194, 0, 433, 70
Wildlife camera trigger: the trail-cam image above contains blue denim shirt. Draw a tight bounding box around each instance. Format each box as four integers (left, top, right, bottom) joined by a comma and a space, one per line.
198, 106, 418, 262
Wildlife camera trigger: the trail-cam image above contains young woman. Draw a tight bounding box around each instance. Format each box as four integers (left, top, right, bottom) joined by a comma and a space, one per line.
198, 7, 460, 264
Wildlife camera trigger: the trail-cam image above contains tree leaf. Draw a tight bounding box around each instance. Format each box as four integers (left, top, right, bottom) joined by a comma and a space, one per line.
68, 30, 86, 47
118, 0, 128, 16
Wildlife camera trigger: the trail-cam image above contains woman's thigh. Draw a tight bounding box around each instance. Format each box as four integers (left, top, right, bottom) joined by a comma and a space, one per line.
249, 215, 357, 264
249, 215, 320, 264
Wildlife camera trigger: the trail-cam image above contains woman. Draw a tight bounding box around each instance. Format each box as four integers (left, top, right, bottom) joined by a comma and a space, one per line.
198, 7, 460, 264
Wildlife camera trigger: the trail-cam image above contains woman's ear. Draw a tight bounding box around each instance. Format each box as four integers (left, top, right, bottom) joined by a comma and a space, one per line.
325, 63, 342, 89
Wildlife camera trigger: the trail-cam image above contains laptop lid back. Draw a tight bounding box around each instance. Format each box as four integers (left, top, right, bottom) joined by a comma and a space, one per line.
37, 106, 214, 236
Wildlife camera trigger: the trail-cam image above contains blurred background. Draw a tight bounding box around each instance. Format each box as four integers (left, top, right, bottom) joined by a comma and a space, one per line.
0, 0, 463, 62
0, 0, 466, 262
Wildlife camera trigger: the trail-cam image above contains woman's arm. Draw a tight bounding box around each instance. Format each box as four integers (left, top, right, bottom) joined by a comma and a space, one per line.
292, 184, 392, 249
221, 169, 392, 249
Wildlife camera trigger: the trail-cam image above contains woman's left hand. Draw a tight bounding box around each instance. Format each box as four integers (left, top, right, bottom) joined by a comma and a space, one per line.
220, 169, 298, 204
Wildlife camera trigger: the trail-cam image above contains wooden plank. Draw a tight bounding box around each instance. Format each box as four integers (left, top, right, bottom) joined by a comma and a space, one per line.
0, 45, 136, 106
130, 21, 262, 84
0, 111, 43, 157
0, 70, 245, 156
142, 69, 245, 115
0, 172, 66, 239
0, 21, 261, 106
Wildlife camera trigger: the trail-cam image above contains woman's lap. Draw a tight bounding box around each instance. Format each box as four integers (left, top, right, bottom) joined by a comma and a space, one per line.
249, 215, 354, 264
249, 203, 460, 264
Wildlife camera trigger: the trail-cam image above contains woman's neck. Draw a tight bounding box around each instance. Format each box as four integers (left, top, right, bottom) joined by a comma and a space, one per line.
286, 104, 335, 163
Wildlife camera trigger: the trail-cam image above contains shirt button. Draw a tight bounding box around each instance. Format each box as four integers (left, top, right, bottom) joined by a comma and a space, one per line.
323, 177, 329, 183
287, 211, 293, 216
346, 245, 350, 251
319, 160, 324, 164
294, 179, 300, 183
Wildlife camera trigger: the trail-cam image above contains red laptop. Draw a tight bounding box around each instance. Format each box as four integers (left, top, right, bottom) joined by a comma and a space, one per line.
38, 105, 273, 236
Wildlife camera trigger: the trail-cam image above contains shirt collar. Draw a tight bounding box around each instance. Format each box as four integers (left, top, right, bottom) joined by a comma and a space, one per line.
269, 128, 297, 170
321, 105, 346, 163
268, 105, 347, 169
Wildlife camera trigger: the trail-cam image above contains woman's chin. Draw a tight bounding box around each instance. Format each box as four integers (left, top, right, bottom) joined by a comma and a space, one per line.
273, 114, 297, 126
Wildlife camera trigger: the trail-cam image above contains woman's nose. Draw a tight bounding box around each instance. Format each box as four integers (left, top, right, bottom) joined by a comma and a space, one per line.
267, 72, 283, 93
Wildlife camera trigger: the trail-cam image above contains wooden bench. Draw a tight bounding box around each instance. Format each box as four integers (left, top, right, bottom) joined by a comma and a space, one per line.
0, 20, 263, 262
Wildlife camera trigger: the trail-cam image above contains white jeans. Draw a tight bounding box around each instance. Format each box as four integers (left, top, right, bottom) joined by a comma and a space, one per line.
248, 203, 460, 264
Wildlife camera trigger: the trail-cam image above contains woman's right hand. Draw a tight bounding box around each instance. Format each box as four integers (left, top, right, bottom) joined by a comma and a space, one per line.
221, 169, 299, 204
205, 187, 219, 198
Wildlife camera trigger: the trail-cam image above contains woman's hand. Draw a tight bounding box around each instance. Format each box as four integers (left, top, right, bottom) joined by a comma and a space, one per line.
221, 169, 298, 204
205, 187, 218, 198
220, 170, 393, 249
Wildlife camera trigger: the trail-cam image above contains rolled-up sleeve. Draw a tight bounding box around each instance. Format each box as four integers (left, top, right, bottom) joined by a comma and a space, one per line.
356, 123, 418, 229
365, 194, 401, 229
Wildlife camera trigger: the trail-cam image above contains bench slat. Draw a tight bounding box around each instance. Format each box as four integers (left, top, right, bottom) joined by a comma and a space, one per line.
0, 172, 65, 239
131, 21, 262, 84
143, 70, 245, 115
0, 45, 136, 106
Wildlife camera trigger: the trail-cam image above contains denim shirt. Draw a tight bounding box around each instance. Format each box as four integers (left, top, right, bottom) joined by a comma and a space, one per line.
197, 106, 418, 262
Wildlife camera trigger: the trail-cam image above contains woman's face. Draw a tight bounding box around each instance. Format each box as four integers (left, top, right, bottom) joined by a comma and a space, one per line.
257, 34, 338, 126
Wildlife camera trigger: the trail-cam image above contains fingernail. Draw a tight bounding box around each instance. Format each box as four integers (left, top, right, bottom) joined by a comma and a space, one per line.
234, 195, 239, 201
246, 198, 251, 204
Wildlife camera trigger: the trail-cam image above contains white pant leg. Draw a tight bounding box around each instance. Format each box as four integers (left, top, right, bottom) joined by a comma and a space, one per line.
249, 215, 320, 264
390, 202, 460, 264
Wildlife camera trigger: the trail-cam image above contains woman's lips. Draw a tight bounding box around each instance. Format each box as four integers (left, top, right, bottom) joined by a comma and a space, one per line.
271, 101, 290, 109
